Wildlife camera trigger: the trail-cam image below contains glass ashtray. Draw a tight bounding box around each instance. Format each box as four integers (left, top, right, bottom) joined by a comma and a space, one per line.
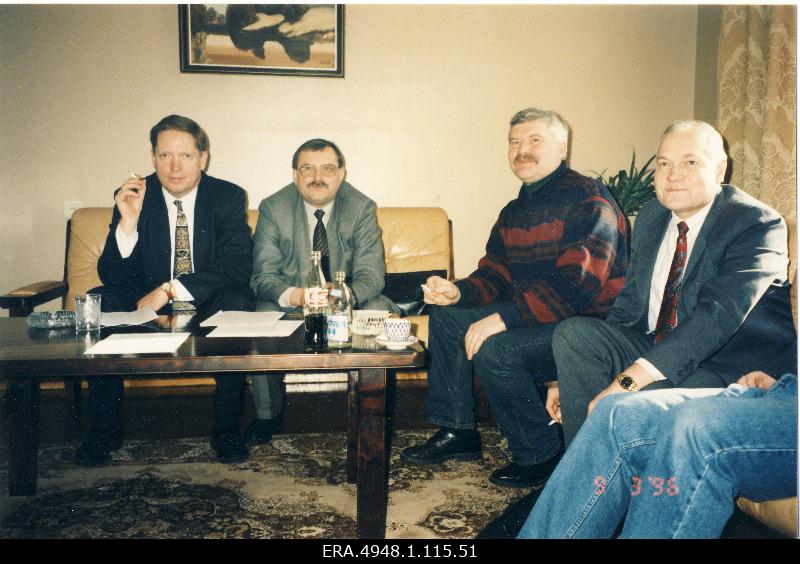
27, 310, 76, 329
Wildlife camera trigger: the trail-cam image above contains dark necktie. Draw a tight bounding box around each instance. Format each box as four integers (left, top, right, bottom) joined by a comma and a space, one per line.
172, 200, 196, 313
313, 208, 331, 281
653, 221, 689, 343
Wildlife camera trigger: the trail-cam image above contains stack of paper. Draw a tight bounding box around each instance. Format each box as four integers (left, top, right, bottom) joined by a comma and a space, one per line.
201, 310, 303, 338
84, 333, 190, 355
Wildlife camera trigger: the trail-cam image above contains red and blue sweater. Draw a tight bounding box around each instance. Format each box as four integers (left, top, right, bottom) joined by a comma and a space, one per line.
455, 162, 628, 328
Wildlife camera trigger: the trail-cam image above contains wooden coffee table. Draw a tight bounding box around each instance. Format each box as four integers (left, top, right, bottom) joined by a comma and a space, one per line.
0, 317, 426, 539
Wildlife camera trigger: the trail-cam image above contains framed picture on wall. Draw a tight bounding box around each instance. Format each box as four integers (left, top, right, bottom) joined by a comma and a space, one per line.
179, 4, 344, 77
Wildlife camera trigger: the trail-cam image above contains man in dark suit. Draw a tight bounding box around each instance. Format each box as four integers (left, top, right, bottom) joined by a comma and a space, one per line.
245, 138, 394, 444
549, 120, 797, 445
76, 114, 255, 466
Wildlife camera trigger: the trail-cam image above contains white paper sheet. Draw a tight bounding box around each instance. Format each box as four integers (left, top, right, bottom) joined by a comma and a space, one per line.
101, 308, 158, 327
84, 332, 190, 355
199, 311, 284, 327
206, 320, 303, 338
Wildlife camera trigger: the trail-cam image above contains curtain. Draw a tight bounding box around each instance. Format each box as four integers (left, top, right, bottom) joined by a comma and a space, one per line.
717, 5, 796, 223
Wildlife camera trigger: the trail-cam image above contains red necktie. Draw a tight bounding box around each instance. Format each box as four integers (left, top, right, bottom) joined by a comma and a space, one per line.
653, 221, 689, 343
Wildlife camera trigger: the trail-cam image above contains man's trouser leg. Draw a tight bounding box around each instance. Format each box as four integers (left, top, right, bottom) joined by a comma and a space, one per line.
621, 375, 798, 538
553, 317, 652, 445
518, 386, 724, 538
426, 304, 499, 429
474, 323, 561, 464
249, 300, 293, 420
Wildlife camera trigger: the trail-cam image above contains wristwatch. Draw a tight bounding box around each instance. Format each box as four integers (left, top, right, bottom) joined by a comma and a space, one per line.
161, 282, 174, 301
616, 373, 639, 392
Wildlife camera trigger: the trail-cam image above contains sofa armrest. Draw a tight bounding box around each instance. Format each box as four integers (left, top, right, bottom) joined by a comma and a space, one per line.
0, 280, 67, 316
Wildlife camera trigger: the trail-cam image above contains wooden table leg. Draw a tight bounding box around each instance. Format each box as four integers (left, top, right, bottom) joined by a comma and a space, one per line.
355, 367, 387, 539
6, 378, 39, 496
346, 370, 358, 484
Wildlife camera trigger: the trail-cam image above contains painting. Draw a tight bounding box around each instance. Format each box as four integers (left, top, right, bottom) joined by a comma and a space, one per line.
179, 4, 344, 77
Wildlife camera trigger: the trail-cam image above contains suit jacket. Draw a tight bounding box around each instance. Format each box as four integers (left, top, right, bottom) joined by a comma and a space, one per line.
250, 180, 389, 308
97, 172, 253, 308
606, 184, 796, 384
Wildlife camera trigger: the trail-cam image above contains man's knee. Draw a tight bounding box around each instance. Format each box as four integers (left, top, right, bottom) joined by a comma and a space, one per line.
552, 317, 601, 356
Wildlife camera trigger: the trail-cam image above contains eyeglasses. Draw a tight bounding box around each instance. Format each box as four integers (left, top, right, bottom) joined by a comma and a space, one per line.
297, 164, 340, 178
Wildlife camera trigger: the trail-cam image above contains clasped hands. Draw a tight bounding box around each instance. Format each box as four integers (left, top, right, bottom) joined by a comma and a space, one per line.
421, 275, 506, 360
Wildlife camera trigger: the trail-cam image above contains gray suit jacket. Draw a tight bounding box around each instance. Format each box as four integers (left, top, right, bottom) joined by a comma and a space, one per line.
251, 181, 392, 310
606, 184, 796, 384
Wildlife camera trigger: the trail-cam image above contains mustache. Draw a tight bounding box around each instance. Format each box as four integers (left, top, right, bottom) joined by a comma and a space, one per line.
514, 153, 538, 164
307, 180, 328, 189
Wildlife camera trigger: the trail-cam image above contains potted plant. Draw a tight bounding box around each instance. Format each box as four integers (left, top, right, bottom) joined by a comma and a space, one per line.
595, 151, 657, 218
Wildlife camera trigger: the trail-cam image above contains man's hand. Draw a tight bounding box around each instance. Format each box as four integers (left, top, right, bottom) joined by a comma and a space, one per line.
587, 363, 654, 415
288, 287, 305, 308
137, 285, 170, 312
737, 371, 776, 391
464, 313, 506, 360
115, 175, 146, 235
421, 275, 460, 306
545, 382, 561, 424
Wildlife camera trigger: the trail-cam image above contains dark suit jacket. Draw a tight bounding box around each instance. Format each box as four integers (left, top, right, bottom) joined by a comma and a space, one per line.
606, 184, 796, 384
250, 181, 392, 309
97, 172, 253, 308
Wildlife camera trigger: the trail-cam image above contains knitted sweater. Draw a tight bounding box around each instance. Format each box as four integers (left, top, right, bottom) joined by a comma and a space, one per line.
455, 162, 628, 328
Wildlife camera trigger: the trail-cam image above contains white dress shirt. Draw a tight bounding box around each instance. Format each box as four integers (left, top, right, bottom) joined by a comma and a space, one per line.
114, 186, 198, 301
277, 200, 335, 307
635, 192, 718, 380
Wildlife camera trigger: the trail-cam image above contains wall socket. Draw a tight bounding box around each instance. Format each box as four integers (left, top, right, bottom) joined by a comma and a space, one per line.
64, 201, 83, 219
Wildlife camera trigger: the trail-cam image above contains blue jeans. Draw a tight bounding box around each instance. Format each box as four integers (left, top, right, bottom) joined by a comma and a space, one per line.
426, 305, 561, 464
517, 374, 798, 538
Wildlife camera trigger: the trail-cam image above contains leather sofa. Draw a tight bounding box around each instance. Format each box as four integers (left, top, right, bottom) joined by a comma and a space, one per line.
1, 206, 453, 385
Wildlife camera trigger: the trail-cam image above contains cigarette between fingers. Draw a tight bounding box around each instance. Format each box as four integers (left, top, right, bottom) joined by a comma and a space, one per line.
548, 419, 557, 426
129, 171, 139, 180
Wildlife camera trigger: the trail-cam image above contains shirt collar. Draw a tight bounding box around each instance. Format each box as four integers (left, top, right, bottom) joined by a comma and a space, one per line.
304, 200, 335, 219
163, 185, 199, 209
669, 185, 721, 232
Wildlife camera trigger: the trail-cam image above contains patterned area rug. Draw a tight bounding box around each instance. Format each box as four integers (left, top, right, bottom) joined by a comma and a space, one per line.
0, 428, 530, 539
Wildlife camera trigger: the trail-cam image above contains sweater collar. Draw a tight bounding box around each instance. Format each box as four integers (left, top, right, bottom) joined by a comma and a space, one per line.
519, 161, 568, 198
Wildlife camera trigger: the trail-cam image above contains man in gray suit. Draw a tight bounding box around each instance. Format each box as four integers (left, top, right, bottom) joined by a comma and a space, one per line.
549, 120, 796, 445
246, 138, 394, 443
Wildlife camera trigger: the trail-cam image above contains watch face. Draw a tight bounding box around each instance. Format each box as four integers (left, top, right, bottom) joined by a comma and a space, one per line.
619, 376, 633, 389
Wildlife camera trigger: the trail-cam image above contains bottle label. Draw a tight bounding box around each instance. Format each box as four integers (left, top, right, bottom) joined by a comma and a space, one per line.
327, 314, 349, 342
330, 288, 342, 298
305, 286, 328, 308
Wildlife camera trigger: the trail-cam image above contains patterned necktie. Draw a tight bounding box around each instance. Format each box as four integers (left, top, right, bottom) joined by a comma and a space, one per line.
171, 200, 196, 313
313, 208, 331, 282
653, 221, 689, 342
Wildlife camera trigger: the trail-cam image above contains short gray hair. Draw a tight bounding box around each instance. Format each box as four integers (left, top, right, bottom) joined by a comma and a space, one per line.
657, 120, 727, 164
509, 108, 570, 144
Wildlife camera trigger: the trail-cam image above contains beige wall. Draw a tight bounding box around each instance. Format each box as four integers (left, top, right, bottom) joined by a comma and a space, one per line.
0, 4, 699, 309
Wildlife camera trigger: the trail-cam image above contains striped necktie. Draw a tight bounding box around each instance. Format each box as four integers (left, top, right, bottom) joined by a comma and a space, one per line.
653, 221, 689, 342
171, 200, 196, 313
313, 208, 331, 282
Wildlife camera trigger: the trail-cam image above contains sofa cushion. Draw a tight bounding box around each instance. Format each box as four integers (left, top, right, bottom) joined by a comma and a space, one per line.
737, 497, 798, 537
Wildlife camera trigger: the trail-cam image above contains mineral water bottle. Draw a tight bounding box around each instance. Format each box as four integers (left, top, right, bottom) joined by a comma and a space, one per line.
327, 271, 353, 348
304, 251, 328, 350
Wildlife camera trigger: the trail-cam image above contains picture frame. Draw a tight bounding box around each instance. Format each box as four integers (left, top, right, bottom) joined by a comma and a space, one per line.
179, 4, 344, 77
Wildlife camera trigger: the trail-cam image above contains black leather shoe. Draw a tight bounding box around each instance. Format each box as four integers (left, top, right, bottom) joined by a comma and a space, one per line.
401, 427, 482, 465
489, 448, 564, 488
213, 432, 249, 464
243, 417, 279, 446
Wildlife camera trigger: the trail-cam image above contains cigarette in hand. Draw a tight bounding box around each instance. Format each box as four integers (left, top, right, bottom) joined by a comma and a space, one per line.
548, 419, 558, 426
128, 171, 141, 193
421, 284, 433, 293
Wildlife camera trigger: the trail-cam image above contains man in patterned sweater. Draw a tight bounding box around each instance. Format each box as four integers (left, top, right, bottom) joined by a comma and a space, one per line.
401, 108, 628, 488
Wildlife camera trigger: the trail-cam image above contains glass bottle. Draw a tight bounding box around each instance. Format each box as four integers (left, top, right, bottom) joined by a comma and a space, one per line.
304, 250, 328, 350
327, 271, 353, 348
